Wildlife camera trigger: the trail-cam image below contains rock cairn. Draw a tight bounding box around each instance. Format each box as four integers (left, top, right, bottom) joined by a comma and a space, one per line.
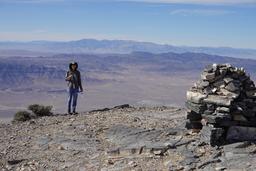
186, 63, 256, 146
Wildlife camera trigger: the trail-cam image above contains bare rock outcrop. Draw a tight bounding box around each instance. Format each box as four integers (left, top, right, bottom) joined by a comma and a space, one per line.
186, 63, 256, 146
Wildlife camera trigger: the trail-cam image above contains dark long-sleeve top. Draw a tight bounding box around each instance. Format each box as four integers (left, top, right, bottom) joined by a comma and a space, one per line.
65, 70, 83, 90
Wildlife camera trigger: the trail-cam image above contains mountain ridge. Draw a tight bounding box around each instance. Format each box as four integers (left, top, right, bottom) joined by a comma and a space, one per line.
1, 39, 256, 59
2, 51, 256, 90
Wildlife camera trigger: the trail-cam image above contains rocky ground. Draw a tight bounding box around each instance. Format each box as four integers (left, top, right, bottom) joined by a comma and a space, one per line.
0, 105, 256, 171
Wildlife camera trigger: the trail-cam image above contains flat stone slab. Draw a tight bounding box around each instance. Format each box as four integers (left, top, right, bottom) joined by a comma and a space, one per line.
105, 124, 188, 155
219, 142, 256, 170
203, 95, 233, 106
185, 101, 206, 114
226, 126, 256, 142
186, 91, 207, 104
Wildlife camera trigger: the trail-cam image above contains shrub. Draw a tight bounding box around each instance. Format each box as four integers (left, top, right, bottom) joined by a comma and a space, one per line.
28, 104, 53, 117
13, 110, 31, 122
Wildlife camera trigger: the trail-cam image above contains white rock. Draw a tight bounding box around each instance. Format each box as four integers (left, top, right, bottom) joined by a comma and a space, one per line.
203, 95, 233, 106
186, 91, 207, 103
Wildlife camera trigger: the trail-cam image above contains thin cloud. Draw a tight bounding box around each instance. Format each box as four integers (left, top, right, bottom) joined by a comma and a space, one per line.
0, 0, 99, 3
32, 29, 48, 33
117, 0, 256, 5
0, 0, 68, 3
170, 9, 234, 16
3, 0, 256, 4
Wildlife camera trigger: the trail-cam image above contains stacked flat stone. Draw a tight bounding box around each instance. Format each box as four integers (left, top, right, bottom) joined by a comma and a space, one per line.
185, 63, 256, 146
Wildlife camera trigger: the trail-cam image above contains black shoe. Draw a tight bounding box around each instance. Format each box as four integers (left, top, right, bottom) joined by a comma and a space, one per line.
72, 111, 78, 115
68, 111, 72, 115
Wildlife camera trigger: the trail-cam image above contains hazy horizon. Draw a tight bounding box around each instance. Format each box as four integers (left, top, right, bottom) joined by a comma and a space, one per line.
0, 0, 255, 49
1, 38, 256, 50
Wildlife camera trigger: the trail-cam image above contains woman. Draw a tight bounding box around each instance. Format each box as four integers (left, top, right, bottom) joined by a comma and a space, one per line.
65, 61, 83, 114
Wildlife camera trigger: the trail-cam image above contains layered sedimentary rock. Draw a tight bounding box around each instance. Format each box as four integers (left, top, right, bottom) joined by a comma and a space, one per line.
186, 63, 256, 146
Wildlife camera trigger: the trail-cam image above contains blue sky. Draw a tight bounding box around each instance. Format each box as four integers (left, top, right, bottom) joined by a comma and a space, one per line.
0, 0, 255, 49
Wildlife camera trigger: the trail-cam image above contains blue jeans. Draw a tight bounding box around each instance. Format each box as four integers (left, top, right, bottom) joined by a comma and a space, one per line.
67, 88, 79, 113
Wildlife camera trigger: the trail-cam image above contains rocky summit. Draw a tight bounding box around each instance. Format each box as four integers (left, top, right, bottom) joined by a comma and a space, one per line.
1, 104, 256, 170
2, 63, 256, 171
186, 63, 256, 146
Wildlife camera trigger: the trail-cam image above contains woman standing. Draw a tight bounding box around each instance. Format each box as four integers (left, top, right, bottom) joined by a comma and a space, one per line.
65, 61, 83, 114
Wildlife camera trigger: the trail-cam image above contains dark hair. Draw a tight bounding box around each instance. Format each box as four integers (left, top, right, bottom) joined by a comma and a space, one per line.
69, 62, 78, 71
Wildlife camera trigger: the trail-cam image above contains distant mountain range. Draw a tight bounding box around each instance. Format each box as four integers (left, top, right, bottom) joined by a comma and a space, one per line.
2, 51, 256, 90
0, 39, 256, 59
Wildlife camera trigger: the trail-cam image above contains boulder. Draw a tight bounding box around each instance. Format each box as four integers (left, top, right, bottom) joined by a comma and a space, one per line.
200, 125, 225, 146
186, 91, 207, 104
203, 95, 233, 107
202, 113, 231, 124
223, 77, 233, 84
246, 90, 256, 98
187, 111, 202, 121
185, 101, 206, 114
195, 80, 210, 89
216, 107, 230, 113
226, 126, 256, 142
201, 72, 216, 82
233, 115, 248, 122
225, 81, 240, 92
219, 88, 240, 99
